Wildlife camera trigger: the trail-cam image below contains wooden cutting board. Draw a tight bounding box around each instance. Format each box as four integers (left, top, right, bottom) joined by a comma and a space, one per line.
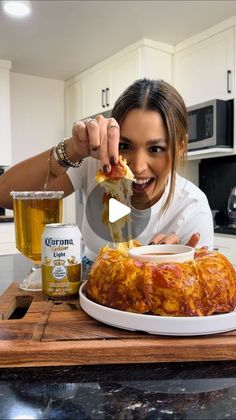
1, 282, 236, 368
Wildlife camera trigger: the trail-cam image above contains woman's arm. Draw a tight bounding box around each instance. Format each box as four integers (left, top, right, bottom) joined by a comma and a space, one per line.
0, 114, 120, 209
0, 149, 74, 209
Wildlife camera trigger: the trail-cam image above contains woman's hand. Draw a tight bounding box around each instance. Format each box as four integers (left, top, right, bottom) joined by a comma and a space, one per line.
185, 233, 200, 248
69, 115, 120, 173
149, 232, 200, 248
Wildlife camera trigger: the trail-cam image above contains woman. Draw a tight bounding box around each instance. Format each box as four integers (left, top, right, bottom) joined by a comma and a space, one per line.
0, 79, 214, 261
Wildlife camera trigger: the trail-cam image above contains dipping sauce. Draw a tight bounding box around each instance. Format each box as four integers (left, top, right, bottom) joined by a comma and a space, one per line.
129, 244, 195, 263
142, 252, 177, 255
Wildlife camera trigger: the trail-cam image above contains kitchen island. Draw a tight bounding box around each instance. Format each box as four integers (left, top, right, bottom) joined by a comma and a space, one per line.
1, 254, 236, 419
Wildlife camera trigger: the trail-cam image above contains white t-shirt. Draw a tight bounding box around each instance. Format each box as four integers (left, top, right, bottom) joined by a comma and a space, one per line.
67, 158, 214, 261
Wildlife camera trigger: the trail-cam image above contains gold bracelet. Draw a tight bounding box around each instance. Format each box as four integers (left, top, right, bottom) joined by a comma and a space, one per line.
55, 138, 84, 168
54, 141, 69, 167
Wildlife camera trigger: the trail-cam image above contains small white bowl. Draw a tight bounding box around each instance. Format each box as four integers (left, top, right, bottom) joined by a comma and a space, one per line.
128, 244, 195, 263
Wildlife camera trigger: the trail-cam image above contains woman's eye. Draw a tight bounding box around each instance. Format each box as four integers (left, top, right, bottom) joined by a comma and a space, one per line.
149, 145, 164, 153
119, 142, 131, 151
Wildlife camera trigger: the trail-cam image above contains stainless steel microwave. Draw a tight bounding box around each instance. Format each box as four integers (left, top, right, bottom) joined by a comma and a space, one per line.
187, 99, 233, 151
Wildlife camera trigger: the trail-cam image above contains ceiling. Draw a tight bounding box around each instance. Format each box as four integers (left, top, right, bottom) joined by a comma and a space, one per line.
1, 0, 236, 81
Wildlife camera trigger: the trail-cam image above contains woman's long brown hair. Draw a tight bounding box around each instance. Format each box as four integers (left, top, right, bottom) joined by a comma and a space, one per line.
111, 78, 188, 211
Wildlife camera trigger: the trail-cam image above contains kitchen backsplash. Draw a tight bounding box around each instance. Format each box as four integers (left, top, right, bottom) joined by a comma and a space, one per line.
199, 154, 236, 211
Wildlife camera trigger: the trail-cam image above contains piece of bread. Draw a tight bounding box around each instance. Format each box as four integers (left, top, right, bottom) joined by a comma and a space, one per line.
96, 156, 134, 182
85, 246, 236, 317
96, 156, 135, 245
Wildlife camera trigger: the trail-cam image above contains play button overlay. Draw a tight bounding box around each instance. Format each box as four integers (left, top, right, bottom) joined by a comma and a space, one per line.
85, 180, 151, 243
109, 198, 131, 223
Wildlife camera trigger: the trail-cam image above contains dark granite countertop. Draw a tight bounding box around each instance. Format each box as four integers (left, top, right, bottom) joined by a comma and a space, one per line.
1, 254, 236, 419
1, 362, 236, 419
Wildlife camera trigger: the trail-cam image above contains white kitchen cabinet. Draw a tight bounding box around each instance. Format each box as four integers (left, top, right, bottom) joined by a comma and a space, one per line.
108, 49, 140, 110
173, 28, 234, 107
65, 68, 109, 131
214, 234, 236, 266
0, 223, 18, 255
0, 59, 12, 166
65, 39, 173, 121
109, 46, 172, 109
81, 67, 110, 118
65, 79, 83, 136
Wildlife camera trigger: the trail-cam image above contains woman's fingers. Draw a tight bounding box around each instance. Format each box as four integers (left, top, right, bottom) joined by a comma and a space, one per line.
72, 116, 120, 172
72, 121, 90, 157
149, 233, 179, 245
107, 118, 120, 165
185, 233, 200, 248
162, 233, 179, 244
148, 233, 166, 244
95, 115, 111, 173
86, 119, 100, 152
148, 232, 200, 247
98, 117, 120, 172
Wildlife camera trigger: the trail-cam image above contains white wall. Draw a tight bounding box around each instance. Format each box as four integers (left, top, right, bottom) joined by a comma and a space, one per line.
10, 72, 64, 164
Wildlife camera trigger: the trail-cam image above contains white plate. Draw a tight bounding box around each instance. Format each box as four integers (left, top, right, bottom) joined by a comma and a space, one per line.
79, 282, 236, 336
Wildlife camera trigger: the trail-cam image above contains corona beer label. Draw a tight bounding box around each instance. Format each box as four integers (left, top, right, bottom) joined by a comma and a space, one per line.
42, 223, 82, 297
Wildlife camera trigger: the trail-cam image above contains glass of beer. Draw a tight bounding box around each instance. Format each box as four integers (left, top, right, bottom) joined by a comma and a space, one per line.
11, 191, 64, 291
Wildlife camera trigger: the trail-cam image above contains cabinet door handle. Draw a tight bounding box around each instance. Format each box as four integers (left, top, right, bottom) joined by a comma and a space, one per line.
106, 88, 110, 107
102, 89, 106, 108
227, 70, 232, 94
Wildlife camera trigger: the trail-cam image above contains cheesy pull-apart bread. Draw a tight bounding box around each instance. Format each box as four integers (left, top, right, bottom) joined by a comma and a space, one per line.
85, 246, 236, 317
96, 156, 136, 248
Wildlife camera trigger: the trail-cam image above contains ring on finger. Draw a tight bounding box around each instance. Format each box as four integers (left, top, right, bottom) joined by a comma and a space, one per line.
81, 117, 97, 125
81, 117, 92, 123
108, 123, 119, 130
87, 118, 98, 125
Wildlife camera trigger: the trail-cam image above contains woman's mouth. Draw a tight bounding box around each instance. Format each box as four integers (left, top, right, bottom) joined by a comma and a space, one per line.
132, 177, 155, 192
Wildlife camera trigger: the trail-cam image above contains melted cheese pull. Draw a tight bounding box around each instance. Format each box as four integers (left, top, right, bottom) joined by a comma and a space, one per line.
96, 156, 136, 249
